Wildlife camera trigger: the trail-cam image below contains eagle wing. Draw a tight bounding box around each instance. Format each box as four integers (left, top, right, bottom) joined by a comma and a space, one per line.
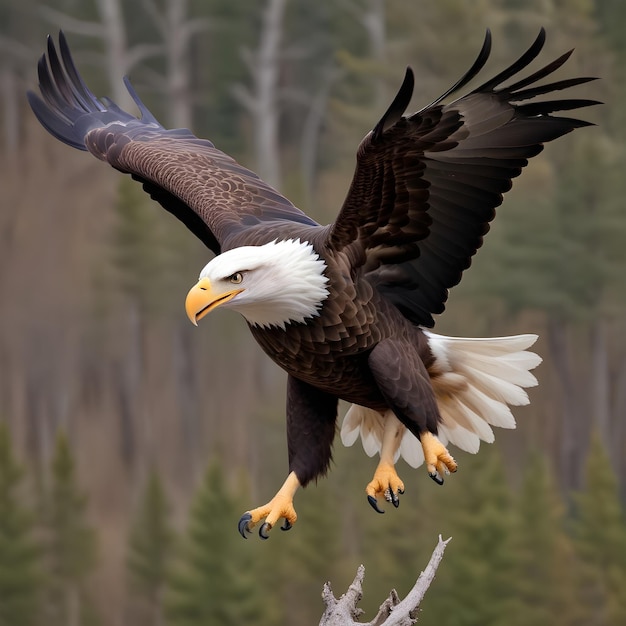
27, 33, 317, 256
327, 29, 598, 327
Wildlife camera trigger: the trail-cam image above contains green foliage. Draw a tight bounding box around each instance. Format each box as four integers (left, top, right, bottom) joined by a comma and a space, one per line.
572, 434, 626, 625
0, 423, 41, 626
127, 469, 176, 624
42, 432, 98, 626
508, 452, 579, 626
111, 177, 165, 312
272, 477, 343, 624
165, 461, 271, 626
420, 448, 516, 626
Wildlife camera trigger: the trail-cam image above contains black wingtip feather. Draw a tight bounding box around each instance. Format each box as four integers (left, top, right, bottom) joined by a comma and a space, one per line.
372, 67, 415, 141
58, 30, 105, 112
476, 27, 547, 92
417, 28, 493, 114
28, 32, 162, 151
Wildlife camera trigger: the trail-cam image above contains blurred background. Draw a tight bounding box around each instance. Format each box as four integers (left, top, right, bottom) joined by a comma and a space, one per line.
1, 0, 625, 625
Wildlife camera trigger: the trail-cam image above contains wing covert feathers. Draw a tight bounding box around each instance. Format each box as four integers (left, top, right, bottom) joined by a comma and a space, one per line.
328, 28, 598, 327
340, 333, 541, 465
27, 32, 317, 255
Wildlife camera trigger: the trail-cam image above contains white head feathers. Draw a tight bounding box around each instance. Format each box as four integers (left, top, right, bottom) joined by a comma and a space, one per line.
198, 239, 330, 330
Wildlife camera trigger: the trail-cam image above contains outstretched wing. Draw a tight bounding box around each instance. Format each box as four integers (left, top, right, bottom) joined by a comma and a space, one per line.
27, 32, 317, 256
327, 29, 599, 327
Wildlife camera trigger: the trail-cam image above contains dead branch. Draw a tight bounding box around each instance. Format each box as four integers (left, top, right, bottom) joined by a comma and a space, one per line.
319, 535, 451, 626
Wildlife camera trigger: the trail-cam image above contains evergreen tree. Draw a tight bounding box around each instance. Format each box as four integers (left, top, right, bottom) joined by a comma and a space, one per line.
165, 461, 271, 626
357, 459, 434, 620
273, 476, 343, 625
420, 447, 516, 626
508, 452, 579, 626
0, 422, 41, 626
572, 434, 626, 626
127, 469, 176, 626
43, 432, 98, 626
111, 176, 164, 314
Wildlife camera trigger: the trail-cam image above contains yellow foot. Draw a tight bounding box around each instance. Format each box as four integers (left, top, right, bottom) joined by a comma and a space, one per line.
238, 472, 300, 539
366, 462, 405, 513
421, 431, 458, 484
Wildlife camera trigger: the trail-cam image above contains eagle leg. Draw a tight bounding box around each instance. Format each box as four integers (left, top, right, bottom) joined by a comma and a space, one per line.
365, 414, 405, 513
238, 471, 300, 539
420, 431, 457, 484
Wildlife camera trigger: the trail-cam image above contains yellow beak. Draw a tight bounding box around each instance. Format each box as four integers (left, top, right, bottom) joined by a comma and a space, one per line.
185, 277, 243, 326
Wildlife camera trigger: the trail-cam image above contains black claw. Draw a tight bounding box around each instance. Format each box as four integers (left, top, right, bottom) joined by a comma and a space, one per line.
429, 471, 444, 485
259, 522, 272, 539
368, 494, 385, 514
238, 512, 253, 539
398, 487, 405, 495
281, 519, 292, 532
391, 490, 400, 508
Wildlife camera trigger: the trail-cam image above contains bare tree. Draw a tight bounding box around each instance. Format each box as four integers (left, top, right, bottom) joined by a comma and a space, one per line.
320, 536, 450, 626
40, 0, 161, 110
342, 0, 388, 109
140, 0, 210, 129
0, 37, 33, 155
232, 0, 288, 189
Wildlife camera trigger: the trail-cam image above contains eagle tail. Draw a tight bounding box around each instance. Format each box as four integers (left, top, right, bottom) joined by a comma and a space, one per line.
340, 332, 541, 468
424, 331, 541, 455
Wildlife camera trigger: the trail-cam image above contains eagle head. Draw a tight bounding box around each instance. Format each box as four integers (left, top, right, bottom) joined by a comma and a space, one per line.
185, 239, 330, 330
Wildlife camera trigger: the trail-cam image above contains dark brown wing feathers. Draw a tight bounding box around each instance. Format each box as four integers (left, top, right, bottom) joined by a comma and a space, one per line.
328, 28, 598, 327
28, 30, 597, 329
27, 32, 317, 257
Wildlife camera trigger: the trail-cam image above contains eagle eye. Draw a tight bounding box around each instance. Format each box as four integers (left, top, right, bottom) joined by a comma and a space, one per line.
229, 272, 244, 284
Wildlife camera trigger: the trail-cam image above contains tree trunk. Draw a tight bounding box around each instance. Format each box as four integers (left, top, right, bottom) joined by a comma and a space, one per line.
165, 0, 192, 129
233, 0, 288, 189
300, 67, 339, 208
590, 320, 611, 450
546, 317, 586, 491
1, 64, 19, 155
361, 0, 387, 111
95, 0, 133, 110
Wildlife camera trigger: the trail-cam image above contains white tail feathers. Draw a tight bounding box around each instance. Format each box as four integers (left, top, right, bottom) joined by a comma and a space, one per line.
340, 331, 541, 468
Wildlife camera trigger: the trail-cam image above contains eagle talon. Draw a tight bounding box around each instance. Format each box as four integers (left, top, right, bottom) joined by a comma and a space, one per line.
259, 522, 272, 540
239, 472, 300, 539
430, 471, 444, 485
391, 490, 400, 508
368, 494, 385, 514
366, 461, 405, 514
238, 512, 253, 538
421, 432, 457, 485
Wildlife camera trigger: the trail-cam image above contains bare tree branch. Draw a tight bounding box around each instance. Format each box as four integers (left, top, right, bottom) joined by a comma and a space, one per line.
126, 43, 165, 73
320, 535, 451, 626
39, 6, 106, 38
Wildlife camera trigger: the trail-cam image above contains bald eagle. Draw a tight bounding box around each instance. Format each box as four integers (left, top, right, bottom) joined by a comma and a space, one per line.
29, 30, 597, 538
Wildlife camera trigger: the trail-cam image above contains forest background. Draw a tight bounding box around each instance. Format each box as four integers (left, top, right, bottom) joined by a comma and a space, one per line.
1, 0, 625, 625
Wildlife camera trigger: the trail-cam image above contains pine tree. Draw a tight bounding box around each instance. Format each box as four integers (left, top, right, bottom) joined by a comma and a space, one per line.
572, 434, 626, 626
273, 476, 343, 625
356, 458, 434, 620
43, 432, 98, 626
420, 447, 516, 626
165, 461, 271, 626
127, 469, 176, 626
508, 452, 579, 626
0, 422, 42, 626
111, 176, 164, 313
